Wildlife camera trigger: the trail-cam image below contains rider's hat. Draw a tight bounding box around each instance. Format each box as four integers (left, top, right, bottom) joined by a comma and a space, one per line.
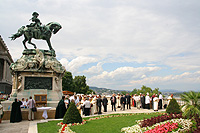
32, 12, 39, 17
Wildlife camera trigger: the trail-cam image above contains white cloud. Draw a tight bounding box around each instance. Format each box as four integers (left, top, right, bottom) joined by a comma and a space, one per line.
164, 55, 200, 71
83, 62, 103, 75
88, 66, 161, 89
129, 71, 200, 91
59, 56, 97, 73
1, 0, 200, 91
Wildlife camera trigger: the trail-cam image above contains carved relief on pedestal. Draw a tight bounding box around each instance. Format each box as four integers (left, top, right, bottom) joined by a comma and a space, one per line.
9, 49, 66, 101
10, 49, 66, 73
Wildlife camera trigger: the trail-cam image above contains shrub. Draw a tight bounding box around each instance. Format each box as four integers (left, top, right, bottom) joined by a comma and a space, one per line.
63, 102, 82, 124
166, 98, 182, 114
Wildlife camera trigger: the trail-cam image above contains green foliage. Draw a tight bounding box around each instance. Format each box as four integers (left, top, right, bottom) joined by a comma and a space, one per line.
62, 72, 95, 94
38, 113, 160, 133
130, 85, 161, 96
121, 91, 128, 95
74, 76, 92, 94
166, 98, 182, 114
180, 91, 200, 118
37, 120, 61, 133
70, 113, 160, 133
63, 102, 82, 124
62, 71, 75, 92
130, 88, 138, 95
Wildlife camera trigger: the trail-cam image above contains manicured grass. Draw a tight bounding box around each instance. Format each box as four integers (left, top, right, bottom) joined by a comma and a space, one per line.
71, 113, 159, 133
37, 120, 62, 133
37, 113, 161, 133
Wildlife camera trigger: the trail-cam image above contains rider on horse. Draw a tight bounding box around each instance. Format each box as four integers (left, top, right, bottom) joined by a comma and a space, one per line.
10, 12, 62, 51
27, 12, 43, 30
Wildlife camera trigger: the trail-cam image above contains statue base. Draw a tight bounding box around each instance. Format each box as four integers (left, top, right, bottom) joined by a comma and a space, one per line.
8, 49, 66, 107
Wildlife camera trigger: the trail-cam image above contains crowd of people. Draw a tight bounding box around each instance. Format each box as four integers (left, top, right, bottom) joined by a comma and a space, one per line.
0, 92, 171, 123
0, 93, 10, 101
55, 92, 166, 118
7, 96, 36, 123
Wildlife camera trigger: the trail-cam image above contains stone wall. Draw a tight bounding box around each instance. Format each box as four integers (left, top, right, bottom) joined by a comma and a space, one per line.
2, 108, 56, 120
0, 36, 13, 94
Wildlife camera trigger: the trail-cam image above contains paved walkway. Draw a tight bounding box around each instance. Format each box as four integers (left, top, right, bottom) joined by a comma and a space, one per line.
0, 107, 165, 133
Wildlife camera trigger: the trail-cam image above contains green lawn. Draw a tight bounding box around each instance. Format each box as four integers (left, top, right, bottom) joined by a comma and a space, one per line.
38, 113, 161, 133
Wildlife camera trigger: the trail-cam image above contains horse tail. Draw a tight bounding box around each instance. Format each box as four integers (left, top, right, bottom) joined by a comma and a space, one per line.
9, 26, 25, 40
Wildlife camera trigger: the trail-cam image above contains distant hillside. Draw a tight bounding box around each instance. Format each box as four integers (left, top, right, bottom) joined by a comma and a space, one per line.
160, 89, 183, 93
89, 86, 131, 95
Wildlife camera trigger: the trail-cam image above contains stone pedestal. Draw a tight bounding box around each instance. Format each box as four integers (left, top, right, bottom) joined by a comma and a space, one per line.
4, 49, 66, 110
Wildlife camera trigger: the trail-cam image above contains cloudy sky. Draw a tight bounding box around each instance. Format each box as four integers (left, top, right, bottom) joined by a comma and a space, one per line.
1, 0, 200, 92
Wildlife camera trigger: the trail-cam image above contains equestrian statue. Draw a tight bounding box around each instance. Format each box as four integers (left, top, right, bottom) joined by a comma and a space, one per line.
10, 12, 62, 51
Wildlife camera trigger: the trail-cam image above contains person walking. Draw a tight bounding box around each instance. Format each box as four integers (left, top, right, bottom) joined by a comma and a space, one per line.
102, 96, 108, 112
27, 96, 36, 121
110, 94, 116, 111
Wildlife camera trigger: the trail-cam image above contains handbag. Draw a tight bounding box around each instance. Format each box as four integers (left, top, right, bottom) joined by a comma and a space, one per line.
31, 100, 37, 112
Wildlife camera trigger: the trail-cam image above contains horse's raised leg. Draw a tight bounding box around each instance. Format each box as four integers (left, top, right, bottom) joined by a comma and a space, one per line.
46, 39, 54, 51
22, 38, 28, 49
28, 38, 37, 49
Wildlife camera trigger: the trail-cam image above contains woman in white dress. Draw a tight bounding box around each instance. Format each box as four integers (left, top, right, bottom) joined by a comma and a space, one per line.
153, 94, 159, 111
90, 96, 97, 115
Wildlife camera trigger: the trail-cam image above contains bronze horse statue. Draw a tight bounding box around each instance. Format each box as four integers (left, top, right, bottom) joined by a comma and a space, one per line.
10, 22, 62, 51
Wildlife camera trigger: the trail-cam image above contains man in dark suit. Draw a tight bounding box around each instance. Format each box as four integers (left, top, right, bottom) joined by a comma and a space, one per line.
110, 94, 116, 111
141, 94, 145, 109
102, 96, 108, 112
126, 93, 131, 109
120, 95, 126, 111
97, 95, 103, 114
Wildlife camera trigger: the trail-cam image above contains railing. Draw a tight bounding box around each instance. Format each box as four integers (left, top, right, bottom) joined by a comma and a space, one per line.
163, 98, 186, 106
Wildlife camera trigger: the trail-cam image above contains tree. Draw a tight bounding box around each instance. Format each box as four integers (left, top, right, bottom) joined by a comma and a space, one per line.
139, 85, 152, 96
130, 86, 161, 96
152, 88, 160, 95
73, 75, 94, 94
181, 91, 200, 118
166, 98, 181, 114
130, 88, 138, 95
62, 71, 75, 92
63, 102, 82, 124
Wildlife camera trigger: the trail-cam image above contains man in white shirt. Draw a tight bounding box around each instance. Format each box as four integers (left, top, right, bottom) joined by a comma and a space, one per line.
20, 98, 26, 108
158, 93, 163, 109
82, 98, 91, 116
134, 94, 141, 109
64, 95, 70, 109
27, 96, 36, 121
116, 93, 121, 108
145, 93, 151, 109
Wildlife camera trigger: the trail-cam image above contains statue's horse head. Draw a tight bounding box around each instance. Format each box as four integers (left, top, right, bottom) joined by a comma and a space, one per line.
46, 22, 62, 34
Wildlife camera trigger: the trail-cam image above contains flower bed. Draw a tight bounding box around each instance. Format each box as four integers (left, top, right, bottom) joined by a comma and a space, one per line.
57, 113, 164, 133
57, 121, 86, 133
137, 113, 183, 128
121, 117, 194, 133
144, 122, 180, 133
